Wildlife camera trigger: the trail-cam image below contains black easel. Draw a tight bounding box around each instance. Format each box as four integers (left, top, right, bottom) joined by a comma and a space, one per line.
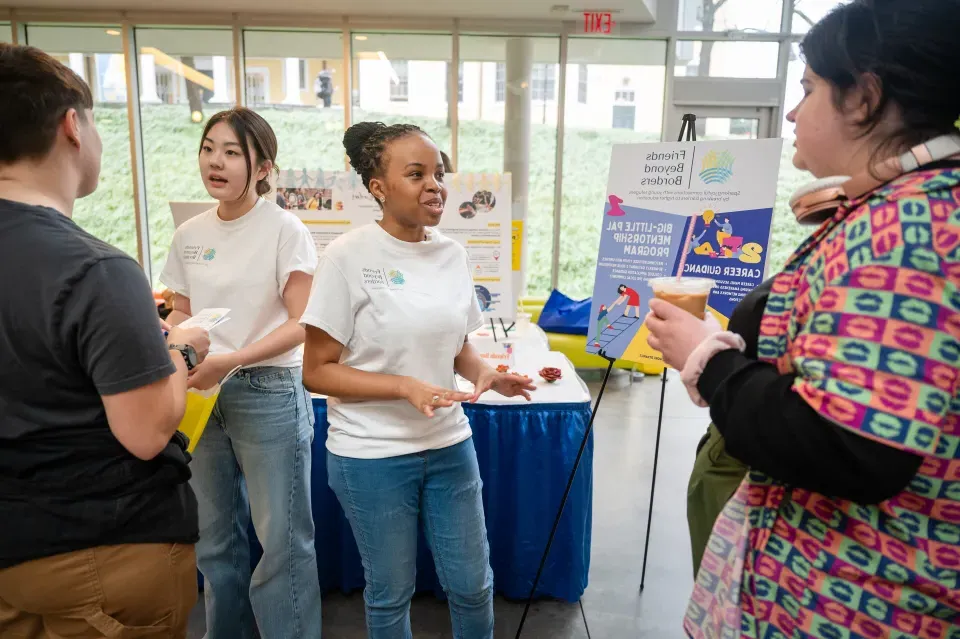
514, 114, 699, 639
514, 352, 615, 639
488, 318, 517, 344
637, 113, 698, 593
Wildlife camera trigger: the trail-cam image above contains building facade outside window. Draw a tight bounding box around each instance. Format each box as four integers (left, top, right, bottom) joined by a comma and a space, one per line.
577, 64, 588, 104
135, 27, 236, 281
388, 59, 409, 102
494, 62, 505, 102
558, 38, 666, 297
351, 33, 452, 160
241, 29, 346, 189
459, 36, 560, 295
531, 63, 555, 101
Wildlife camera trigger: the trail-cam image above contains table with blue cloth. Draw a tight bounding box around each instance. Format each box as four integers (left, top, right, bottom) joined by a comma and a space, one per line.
242, 350, 595, 603
306, 396, 593, 602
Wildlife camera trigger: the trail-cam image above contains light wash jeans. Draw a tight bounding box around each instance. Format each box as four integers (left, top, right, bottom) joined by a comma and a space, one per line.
328, 438, 494, 639
191, 366, 322, 639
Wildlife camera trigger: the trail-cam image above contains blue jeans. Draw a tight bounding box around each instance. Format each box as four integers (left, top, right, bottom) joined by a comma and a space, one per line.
191, 366, 322, 639
328, 438, 494, 639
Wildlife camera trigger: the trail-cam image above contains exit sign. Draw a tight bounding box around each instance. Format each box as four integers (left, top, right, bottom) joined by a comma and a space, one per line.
582, 11, 616, 35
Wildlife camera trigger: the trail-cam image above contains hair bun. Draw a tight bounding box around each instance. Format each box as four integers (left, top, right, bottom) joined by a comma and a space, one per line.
343, 121, 385, 172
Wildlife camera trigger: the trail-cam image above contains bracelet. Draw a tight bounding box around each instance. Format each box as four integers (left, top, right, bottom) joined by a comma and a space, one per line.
680, 332, 746, 407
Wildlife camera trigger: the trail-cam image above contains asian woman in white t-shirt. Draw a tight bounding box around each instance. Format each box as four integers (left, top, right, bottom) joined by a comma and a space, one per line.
160, 108, 322, 639
300, 122, 536, 639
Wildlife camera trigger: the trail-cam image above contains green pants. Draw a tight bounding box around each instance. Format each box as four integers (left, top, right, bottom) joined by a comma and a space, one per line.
594, 317, 607, 341
687, 423, 749, 577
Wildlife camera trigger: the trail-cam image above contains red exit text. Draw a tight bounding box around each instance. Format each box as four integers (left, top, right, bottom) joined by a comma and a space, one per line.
582, 12, 616, 35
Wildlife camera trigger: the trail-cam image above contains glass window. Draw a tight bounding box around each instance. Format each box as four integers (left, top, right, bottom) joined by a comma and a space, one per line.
389, 59, 409, 102
577, 64, 588, 104
136, 27, 236, 282
770, 41, 814, 274
459, 36, 560, 296
558, 38, 667, 298
697, 116, 760, 140
494, 62, 505, 102
1, 22, 11, 43
25, 25, 138, 259
446, 61, 465, 105
351, 33, 452, 155
677, 0, 783, 33
531, 63, 556, 102
791, 0, 852, 34
675, 40, 780, 78
242, 29, 344, 179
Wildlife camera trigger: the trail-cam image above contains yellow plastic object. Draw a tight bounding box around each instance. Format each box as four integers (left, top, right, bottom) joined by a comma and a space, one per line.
177, 388, 220, 454
519, 295, 664, 375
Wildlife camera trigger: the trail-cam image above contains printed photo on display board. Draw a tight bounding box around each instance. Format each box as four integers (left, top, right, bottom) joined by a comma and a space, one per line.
587, 138, 783, 364
438, 174, 514, 320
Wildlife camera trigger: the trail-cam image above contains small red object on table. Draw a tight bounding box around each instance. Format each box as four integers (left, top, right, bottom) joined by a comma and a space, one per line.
538, 367, 562, 383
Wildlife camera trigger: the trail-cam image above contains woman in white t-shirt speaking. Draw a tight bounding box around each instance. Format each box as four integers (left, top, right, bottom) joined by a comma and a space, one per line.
301, 122, 535, 639
161, 108, 322, 639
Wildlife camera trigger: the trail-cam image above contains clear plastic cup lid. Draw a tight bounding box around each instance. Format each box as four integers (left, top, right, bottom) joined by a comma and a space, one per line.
647, 277, 715, 294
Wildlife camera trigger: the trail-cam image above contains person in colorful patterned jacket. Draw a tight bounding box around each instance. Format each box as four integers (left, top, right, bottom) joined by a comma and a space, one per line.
647, 0, 960, 637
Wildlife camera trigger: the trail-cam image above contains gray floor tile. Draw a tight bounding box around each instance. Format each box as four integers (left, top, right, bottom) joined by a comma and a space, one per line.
189, 374, 707, 638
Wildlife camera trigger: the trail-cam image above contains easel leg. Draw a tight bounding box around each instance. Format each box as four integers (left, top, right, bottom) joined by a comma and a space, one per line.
515, 359, 615, 639
639, 368, 668, 593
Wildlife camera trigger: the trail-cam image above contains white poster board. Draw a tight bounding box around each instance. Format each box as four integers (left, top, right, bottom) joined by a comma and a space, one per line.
438, 173, 514, 320
586, 138, 783, 364
278, 170, 516, 320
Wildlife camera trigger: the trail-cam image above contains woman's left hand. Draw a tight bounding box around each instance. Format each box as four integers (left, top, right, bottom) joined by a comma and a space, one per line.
645, 299, 722, 371
472, 369, 537, 402
187, 353, 238, 391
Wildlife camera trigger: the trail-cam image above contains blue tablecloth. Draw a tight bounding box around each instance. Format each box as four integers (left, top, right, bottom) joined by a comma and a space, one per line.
245, 398, 594, 602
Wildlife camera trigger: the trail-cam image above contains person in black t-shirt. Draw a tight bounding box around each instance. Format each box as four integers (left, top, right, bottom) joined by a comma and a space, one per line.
0, 44, 210, 638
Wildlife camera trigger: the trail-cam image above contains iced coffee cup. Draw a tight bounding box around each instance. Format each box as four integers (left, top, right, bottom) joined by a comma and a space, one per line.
648, 277, 715, 319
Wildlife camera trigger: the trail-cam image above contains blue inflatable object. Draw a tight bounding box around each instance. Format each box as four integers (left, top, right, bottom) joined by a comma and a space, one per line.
536, 289, 591, 336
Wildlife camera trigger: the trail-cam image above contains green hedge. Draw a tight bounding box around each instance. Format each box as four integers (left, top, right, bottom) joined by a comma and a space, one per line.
76, 104, 810, 294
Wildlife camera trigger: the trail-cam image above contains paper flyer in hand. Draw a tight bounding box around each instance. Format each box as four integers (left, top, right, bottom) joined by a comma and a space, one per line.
179, 308, 231, 332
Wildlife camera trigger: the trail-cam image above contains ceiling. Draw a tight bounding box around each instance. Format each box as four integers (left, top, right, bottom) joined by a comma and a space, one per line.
5, 0, 658, 23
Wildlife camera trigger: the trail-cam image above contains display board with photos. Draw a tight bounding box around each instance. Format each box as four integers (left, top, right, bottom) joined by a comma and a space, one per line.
277, 169, 516, 320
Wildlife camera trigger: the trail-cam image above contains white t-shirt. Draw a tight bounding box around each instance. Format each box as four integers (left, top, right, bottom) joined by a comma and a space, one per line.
160, 197, 317, 368
300, 223, 484, 459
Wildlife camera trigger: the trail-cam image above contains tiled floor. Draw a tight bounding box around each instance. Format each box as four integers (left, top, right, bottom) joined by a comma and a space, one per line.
188, 371, 708, 638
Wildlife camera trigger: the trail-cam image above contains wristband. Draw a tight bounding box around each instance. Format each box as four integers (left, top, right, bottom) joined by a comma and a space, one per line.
680, 331, 746, 407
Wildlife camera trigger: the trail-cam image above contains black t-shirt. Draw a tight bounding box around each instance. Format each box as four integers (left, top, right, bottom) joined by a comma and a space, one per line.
0, 198, 198, 568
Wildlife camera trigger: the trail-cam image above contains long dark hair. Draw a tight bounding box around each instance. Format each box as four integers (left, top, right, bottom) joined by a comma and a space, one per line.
801, 0, 960, 165
199, 107, 278, 200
